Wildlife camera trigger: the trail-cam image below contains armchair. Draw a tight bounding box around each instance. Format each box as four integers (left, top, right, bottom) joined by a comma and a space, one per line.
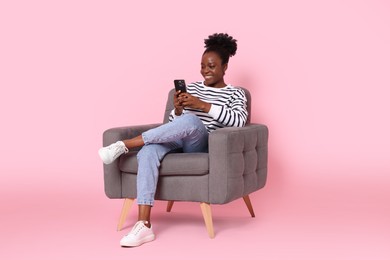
102, 88, 268, 238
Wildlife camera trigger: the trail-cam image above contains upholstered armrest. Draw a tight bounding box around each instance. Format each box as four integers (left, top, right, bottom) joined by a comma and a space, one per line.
102, 123, 162, 198
208, 124, 269, 204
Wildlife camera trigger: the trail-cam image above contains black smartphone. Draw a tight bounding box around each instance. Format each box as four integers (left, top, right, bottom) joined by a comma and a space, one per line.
174, 79, 187, 93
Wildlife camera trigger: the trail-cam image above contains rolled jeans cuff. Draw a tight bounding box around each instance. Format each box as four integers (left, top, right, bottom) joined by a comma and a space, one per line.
137, 199, 154, 206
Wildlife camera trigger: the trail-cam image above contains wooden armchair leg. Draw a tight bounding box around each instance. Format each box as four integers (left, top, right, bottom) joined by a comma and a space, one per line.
117, 198, 135, 231
166, 201, 174, 212
200, 202, 215, 239
243, 195, 255, 217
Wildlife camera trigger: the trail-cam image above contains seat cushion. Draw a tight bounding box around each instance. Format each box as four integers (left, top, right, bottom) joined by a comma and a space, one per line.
119, 151, 209, 176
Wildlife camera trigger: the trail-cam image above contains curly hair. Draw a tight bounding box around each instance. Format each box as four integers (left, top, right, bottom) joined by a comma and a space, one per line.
204, 33, 237, 65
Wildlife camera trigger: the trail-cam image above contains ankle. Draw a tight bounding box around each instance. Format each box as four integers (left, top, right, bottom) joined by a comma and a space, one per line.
140, 220, 151, 228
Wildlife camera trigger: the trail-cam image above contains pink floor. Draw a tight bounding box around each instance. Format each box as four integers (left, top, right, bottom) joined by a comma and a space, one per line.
1, 169, 388, 260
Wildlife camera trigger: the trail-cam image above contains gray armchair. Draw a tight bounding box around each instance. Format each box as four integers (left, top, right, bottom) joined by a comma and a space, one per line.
102, 88, 268, 238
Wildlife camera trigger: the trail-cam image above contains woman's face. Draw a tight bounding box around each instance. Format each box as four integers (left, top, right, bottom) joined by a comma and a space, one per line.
201, 51, 228, 88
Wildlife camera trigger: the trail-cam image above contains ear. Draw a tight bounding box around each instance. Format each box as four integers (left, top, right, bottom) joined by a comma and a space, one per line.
223, 63, 228, 74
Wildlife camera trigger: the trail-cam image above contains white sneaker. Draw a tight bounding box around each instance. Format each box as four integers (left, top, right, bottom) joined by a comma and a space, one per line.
98, 141, 128, 164
120, 221, 155, 247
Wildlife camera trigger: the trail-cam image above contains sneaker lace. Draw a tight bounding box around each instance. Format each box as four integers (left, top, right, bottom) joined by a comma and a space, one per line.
126, 221, 145, 237
110, 142, 129, 157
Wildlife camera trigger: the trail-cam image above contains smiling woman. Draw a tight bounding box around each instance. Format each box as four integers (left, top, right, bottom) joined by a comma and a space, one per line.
201, 33, 237, 88
98, 32, 248, 247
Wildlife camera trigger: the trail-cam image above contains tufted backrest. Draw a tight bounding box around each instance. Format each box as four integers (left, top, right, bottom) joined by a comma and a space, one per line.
163, 87, 252, 124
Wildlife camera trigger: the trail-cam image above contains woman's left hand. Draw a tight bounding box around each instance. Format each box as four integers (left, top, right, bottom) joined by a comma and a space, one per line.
179, 93, 211, 113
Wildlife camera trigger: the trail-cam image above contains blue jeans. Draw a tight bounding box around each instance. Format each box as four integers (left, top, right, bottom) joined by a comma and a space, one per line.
137, 114, 209, 206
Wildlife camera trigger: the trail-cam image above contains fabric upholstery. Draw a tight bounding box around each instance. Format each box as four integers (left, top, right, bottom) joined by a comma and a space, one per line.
103, 88, 268, 204
119, 152, 209, 176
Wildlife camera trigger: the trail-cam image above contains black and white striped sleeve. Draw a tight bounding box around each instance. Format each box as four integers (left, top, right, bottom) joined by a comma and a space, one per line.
208, 88, 248, 127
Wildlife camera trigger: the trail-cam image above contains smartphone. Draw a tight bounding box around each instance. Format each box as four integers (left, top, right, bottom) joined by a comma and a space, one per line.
174, 79, 187, 93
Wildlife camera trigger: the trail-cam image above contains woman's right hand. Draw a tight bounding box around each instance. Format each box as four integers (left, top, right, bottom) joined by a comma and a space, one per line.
173, 90, 184, 116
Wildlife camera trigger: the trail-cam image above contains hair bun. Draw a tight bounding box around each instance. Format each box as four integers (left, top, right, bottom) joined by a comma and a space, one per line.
204, 33, 237, 57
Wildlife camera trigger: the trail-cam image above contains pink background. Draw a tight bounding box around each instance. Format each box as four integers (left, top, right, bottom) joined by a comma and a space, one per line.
1, 0, 389, 259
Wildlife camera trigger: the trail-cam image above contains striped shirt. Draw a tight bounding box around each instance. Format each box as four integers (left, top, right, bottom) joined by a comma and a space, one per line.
169, 81, 248, 133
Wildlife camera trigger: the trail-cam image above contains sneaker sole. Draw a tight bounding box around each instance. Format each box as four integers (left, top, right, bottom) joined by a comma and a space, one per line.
120, 234, 155, 247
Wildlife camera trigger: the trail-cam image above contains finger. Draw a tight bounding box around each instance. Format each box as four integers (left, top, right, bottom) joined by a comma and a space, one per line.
181, 100, 190, 106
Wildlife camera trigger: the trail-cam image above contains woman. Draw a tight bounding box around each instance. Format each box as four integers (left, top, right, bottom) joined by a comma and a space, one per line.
99, 33, 248, 247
